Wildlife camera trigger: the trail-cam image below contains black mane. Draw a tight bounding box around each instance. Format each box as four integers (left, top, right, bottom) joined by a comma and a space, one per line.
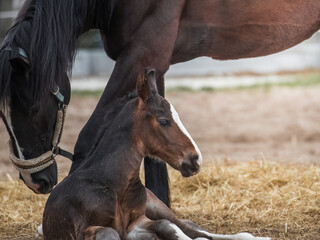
71, 91, 138, 172
89, 91, 138, 157
0, 0, 34, 108
0, 0, 116, 108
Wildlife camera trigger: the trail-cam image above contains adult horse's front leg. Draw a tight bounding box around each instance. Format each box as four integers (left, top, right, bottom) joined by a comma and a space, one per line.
144, 158, 169, 207
72, 0, 187, 207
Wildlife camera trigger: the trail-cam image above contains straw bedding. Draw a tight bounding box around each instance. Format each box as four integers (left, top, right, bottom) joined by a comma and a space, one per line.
0, 161, 319, 240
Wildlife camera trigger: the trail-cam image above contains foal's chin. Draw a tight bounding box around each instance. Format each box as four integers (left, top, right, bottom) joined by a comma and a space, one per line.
179, 162, 200, 178
151, 154, 201, 177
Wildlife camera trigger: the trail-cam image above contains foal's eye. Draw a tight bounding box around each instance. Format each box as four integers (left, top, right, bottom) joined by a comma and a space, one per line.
158, 119, 170, 127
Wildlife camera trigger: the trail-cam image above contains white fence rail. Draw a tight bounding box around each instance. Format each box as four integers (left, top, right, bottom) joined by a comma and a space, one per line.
0, 10, 18, 19
72, 32, 320, 78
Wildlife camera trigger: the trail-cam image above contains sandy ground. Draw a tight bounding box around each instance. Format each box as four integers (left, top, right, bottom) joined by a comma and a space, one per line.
0, 85, 320, 181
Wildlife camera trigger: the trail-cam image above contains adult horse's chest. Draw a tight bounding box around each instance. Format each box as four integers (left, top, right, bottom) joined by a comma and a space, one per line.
99, 0, 149, 60
101, 0, 183, 61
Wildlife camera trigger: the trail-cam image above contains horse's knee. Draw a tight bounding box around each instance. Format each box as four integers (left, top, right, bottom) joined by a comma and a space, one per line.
182, 219, 205, 231
154, 220, 185, 239
95, 227, 120, 240
85, 226, 120, 240
154, 219, 171, 232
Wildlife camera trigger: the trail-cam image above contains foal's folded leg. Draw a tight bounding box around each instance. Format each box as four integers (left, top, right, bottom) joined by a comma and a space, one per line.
145, 189, 271, 240
145, 189, 209, 239
127, 216, 193, 240
85, 226, 120, 240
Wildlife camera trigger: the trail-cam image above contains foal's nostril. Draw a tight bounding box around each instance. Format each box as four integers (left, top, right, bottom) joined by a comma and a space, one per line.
188, 154, 200, 171
189, 154, 199, 164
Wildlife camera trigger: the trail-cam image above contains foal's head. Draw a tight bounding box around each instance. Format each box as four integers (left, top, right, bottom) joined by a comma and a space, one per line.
134, 70, 202, 177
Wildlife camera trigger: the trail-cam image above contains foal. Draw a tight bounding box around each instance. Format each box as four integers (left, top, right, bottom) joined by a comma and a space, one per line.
43, 70, 269, 240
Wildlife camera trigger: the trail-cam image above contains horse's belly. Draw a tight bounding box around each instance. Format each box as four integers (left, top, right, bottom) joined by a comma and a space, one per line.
173, 0, 320, 62
208, 23, 319, 60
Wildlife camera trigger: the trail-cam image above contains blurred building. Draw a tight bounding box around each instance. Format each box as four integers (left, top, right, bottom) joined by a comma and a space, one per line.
73, 33, 320, 79
0, 0, 23, 43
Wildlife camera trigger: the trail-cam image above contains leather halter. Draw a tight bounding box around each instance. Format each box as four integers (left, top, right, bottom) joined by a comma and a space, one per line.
3, 46, 73, 174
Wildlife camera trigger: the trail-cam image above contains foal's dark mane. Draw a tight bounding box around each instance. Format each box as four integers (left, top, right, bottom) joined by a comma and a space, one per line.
88, 91, 138, 159
69, 90, 139, 173
0, 0, 116, 108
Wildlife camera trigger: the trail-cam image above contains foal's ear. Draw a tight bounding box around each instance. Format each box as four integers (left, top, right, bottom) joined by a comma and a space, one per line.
137, 68, 157, 102
9, 56, 30, 74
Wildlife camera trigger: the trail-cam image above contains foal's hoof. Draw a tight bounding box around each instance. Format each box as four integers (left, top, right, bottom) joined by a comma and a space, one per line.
234, 233, 271, 240
96, 227, 120, 240
35, 224, 43, 239
235, 233, 255, 239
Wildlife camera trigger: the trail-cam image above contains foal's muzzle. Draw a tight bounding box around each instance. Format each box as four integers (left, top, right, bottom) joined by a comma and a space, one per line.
180, 154, 201, 177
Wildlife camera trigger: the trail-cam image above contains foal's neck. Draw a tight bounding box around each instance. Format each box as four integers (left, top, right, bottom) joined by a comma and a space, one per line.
81, 99, 144, 181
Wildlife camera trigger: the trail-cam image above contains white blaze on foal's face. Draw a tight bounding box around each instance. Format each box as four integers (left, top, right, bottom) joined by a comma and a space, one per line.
170, 104, 203, 166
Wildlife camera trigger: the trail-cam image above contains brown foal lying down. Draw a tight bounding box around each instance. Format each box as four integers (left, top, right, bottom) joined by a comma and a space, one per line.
42, 70, 270, 240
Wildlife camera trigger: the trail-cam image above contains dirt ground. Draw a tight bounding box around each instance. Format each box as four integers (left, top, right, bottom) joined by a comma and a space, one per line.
0, 85, 320, 181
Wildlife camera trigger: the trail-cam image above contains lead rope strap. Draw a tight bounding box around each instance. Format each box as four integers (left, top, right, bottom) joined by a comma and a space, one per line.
8, 140, 54, 174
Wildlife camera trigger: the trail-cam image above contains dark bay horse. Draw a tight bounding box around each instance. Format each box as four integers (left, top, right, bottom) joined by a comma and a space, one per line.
43, 70, 269, 240
76, 0, 320, 206
1, 0, 320, 203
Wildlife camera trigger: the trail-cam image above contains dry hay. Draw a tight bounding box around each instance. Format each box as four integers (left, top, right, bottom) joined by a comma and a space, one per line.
0, 176, 47, 240
170, 161, 320, 240
0, 161, 319, 240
